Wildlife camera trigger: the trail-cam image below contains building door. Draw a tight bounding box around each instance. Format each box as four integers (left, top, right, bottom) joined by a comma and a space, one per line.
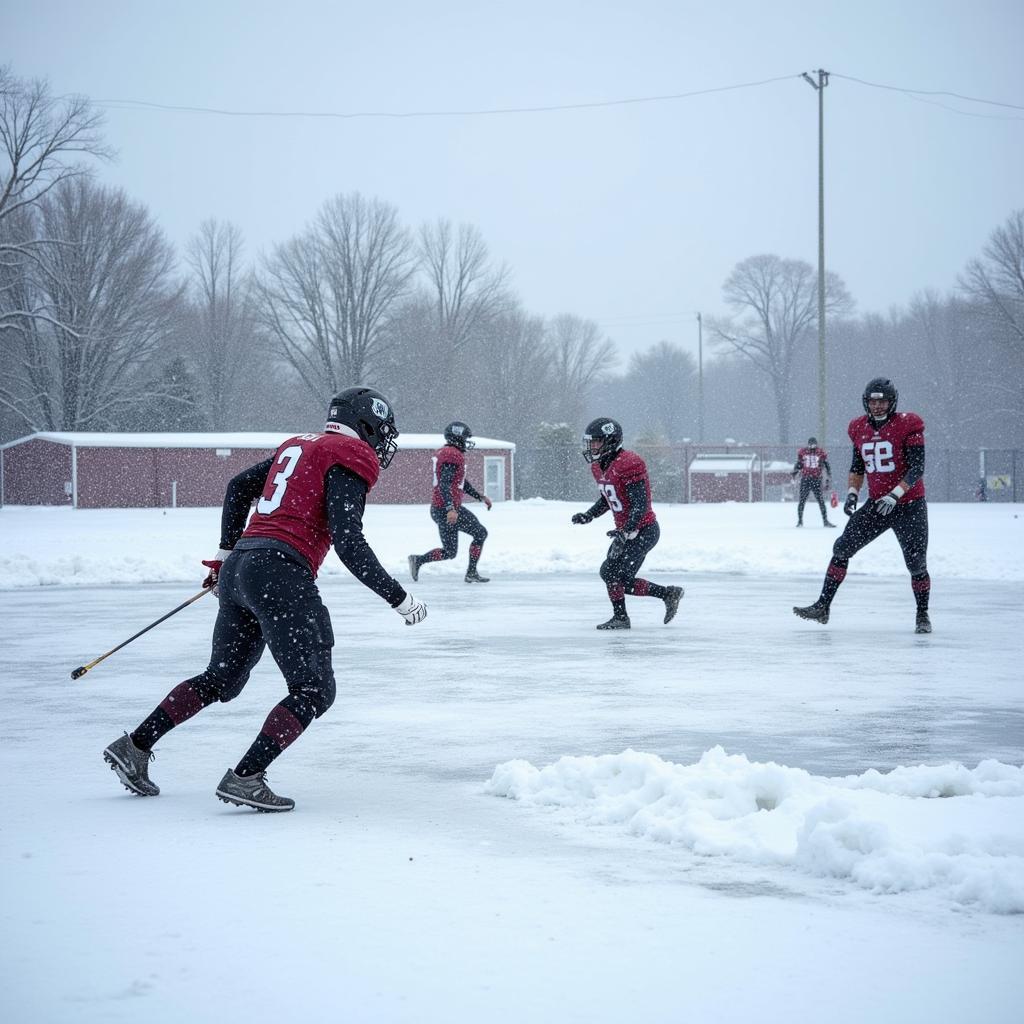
484, 456, 505, 502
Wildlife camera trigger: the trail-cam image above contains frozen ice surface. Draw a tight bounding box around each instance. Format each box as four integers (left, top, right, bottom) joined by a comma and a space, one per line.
1, 502, 1022, 1022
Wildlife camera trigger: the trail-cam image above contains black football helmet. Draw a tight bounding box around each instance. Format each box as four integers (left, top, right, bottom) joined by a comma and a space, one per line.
582, 417, 623, 464
443, 421, 475, 451
807, 436, 818, 447
862, 378, 898, 424
326, 387, 399, 468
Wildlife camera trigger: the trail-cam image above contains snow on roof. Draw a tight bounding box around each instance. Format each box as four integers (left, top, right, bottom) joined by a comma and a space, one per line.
689, 452, 758, 472
2, 431, 515, 451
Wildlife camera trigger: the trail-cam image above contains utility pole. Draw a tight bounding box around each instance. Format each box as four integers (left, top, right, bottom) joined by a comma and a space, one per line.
802, 68, 829, 444
696, 311, 704, 441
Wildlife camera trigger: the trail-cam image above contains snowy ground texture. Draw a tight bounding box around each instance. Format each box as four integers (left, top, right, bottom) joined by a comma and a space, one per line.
1, 500, 1022, 1023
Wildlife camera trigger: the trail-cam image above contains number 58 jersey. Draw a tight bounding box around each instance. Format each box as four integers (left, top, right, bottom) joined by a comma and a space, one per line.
241, 431, 381, 573
848, 412, 925, 502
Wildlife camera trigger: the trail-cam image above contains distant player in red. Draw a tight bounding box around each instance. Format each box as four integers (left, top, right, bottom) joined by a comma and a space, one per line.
103, 388, 426, 812
408, 421, 492, 584
570, 417, 683, 629
794, 378, 932, 633
791, 436, 835, 528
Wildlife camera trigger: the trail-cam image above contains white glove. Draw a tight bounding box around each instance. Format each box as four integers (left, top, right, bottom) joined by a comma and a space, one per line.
395, 593, 427, 626
874, 485, 905, 516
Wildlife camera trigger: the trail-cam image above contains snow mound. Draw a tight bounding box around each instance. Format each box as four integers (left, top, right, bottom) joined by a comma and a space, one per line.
486, 746, 1024, 913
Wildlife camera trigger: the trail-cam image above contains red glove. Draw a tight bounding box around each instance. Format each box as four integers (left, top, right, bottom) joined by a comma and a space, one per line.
201, 548, 233, 590
483, 496, 493, 510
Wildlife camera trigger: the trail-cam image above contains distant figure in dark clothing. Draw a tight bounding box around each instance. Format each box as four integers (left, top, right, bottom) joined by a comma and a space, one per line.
408, 421, 492, 584
792, 436, 835, 527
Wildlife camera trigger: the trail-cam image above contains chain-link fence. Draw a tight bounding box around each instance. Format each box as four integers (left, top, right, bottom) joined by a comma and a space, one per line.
514, 444, 1021, 503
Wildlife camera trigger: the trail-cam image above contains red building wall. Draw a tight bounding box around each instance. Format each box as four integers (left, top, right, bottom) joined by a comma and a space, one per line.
1, 438, 72, 505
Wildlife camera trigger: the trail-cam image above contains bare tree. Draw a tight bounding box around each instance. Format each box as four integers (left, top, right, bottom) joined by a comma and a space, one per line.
257, 193, 417, 401
709, 254, 852, 442
0, 65, 112, 335
622, 341, 696, 441
418, 219, 510, 363
183, 219, 260, 428
0, 179, 179, 430
546, 313, 617, 427
959, 209, 1024, 345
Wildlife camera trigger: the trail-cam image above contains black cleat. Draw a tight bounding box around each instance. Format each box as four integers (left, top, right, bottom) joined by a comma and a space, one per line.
823, 519, 837, 528
793, 601, 830, 625
407, 555, 420, 582
103, 733, 160, 796
464, 569, 490, 583
596, 615, 631, 630
663, 586, 684, 624
796, 521, 804, 528
216, 769, 294, 812
915, 611, 932, 634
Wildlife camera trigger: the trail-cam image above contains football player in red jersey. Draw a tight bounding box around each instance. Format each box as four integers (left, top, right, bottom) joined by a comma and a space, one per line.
103, 388, 426, 812
570, 417, 684, 629
791, 436, 836, 528
408, 421, 492, 584
794, 378, 932, 634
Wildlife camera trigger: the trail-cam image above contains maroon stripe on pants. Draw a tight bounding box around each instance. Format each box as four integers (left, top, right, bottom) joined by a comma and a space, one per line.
632, 579, 650, 596
912, 576, 931, 593
261, 704, 306, 751
470, 544, 482, 560
608, 583, 625, 601
159, 682, 209, 725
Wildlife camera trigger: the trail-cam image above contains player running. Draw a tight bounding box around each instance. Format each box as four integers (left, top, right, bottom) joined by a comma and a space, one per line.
103, 387, 426, 812
793, 377, 932, 633
570, 417, 683, 630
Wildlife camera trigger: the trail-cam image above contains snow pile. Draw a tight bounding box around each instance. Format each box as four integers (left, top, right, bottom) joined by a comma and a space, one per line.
1, 500, 1020, 588
486, 746, 1024, 913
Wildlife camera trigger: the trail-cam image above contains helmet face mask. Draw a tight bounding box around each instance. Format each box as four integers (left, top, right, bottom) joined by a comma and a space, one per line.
581, 417, 623, 464
443, 421, 475, 451
862, 377, 899, 425
326, 387, 400, 468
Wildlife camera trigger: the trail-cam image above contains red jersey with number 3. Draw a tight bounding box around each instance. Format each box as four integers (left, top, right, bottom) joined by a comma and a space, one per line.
431, 445, 466, 509
848, 412, 925, 502
590, 449, 657, 531
241, 431, 380, 573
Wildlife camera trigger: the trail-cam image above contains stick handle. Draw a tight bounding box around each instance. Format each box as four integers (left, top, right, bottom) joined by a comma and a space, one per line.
70, 588, 211, 681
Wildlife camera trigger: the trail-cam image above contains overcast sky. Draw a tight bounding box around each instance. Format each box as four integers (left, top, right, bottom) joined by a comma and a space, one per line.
3, 0, 1022, 360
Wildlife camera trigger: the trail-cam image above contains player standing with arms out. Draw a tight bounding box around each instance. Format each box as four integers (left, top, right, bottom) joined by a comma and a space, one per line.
791, 436, 836, 527
793, 378, 932, 633
571, 417, 684, 630
103, 387, 426, 812
408, 421, 492, 584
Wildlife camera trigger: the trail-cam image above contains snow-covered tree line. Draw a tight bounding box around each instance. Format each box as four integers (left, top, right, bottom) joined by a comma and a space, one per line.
2, 65, 1022, 453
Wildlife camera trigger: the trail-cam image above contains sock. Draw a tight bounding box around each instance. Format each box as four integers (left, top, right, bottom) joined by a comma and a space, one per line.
627, 579, 667, 599
912, 572, 931, 612
235, 694, 316, 777
468, 543, 483, 571
131, 678, 217, 751
818, 557, 849, 606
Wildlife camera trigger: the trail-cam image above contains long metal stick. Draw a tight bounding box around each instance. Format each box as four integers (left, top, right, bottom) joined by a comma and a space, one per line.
70, 588, 211, 680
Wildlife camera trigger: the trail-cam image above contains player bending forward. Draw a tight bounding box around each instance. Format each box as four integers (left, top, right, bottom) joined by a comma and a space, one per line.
103, 388, 426, 812
571, 417, 683, 630
793, 377, 932, 634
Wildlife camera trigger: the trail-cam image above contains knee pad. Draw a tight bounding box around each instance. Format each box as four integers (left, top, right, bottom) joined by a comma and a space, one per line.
192, 667, 249, 705
290, 650, 336, 718
475, 526, 488, 544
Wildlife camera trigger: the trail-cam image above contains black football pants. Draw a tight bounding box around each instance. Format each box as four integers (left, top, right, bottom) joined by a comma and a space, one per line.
205, 546, 336, 717
833, 497, 929, 574
797, 476, 828, 521
599, 521, 660, 589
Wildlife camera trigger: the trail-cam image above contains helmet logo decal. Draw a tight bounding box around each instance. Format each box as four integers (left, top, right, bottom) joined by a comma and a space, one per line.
601, 422, 616, 435
371, 398, 390, 420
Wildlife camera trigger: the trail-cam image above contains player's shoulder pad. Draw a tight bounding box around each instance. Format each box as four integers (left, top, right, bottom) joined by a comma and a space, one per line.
321, 433, 380, 488
848, 415, 867, 439
614, 449, 647, 482
436, 444, 464, 466
901, 412, 925, 434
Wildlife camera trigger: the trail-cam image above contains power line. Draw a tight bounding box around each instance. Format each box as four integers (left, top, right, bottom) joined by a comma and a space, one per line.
88, 74, 800, 119
80, 69, 1024, 122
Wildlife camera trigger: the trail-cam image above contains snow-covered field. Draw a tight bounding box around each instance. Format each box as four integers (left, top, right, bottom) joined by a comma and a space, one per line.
1, 500, 1022, 1022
